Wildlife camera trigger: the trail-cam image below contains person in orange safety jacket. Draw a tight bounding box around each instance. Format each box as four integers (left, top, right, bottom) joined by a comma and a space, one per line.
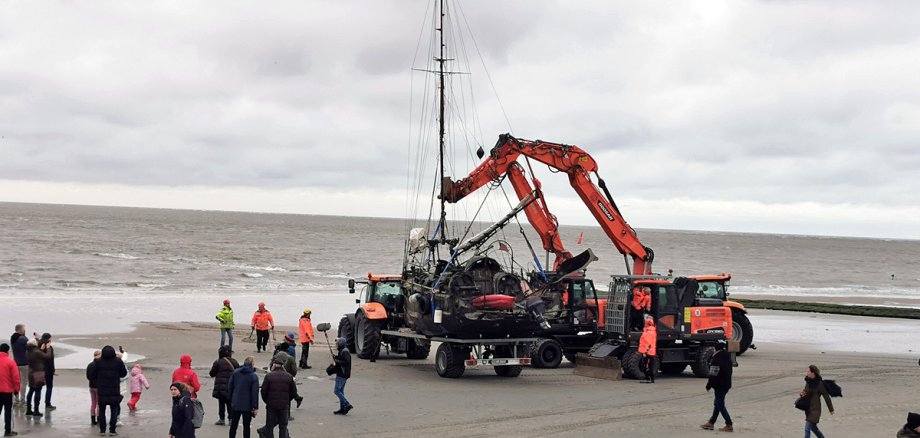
251, 303, 275, 353
298, 309, 314, 370
631, 286, 652, 330
637, 315, 657, 383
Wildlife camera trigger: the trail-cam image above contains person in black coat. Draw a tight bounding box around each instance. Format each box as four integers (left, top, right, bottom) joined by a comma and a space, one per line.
257, 359, 298, 438
208, 345, 239, 425
701, 344, 733, 432
169, 382, 196, 438
91, 345, 127, 435
86, 350, 101, 426
228, 356, 259, 438
332, 337, 352, 415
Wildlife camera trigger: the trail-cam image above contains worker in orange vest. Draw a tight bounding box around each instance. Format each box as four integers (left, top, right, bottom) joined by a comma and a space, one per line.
250, 302, 274, 353
298, 309, 314, 369
631, 286, 652, 330
638, 315, 657, 383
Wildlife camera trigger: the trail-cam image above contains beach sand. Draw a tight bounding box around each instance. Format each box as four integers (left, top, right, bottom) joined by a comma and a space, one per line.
9, 309, 920, 438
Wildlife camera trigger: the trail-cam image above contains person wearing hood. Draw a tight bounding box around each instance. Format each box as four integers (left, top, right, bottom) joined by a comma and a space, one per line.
216, 299, 235, 351
298, 309, 314, 369
800, 364, 834, 438
37, 333, 56, 411
0, 343, 21, 437
24, 337, 50, 417
86, 350, 101, 426
898, 412, 920, 438
701, 343, 734, 432
208, 345, 239, 426
169, 382, 196, 438
126, 363, 150, 411
171, 355, 201, 400
227, 356, 258, 438
91, 345, 128, 436
9, 325, 27, 407
250, 302, 274, 353
637, 315, 657, 384
332, 337, 353, 415
257, 358, 298, 438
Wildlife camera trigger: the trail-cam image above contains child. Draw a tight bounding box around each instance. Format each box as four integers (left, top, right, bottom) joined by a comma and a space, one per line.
127, 363, 150, 411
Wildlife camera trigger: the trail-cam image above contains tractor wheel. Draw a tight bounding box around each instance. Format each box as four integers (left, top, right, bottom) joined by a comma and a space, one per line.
435, 343, 466, 378
337, 316, 356, 354
621, 350, 645, 380
531, 338, 564, 369
659, 362, 688, 375
731, 309, 754, 355
692, 346, 716, 378
355, 312, 381, 360
406, 339, 430, 359
564, 353, 577, 364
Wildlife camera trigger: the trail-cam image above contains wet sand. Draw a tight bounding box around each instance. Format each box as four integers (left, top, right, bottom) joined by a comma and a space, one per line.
10, 311, 920, 438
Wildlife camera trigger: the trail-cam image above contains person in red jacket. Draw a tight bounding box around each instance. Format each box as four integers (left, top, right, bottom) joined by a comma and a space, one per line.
298, 309, 314, 369
251, 303, 275, 353
0, 343, 21, 436
171, 355, 201, 399
637, 315, 657, 383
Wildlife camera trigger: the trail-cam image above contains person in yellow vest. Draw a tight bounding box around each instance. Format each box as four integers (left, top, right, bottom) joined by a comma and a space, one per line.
216, 299, 235, 351
298, 310, 314, 370
251, 302, 274, 353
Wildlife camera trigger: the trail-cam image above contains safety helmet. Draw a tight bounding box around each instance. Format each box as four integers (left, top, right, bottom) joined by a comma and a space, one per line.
258, 301, 265, 308
303, 308, 311, 316
223, 299, 230, 305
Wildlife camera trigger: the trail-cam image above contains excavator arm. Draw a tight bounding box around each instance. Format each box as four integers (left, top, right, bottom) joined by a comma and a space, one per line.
441, 133, 653, 275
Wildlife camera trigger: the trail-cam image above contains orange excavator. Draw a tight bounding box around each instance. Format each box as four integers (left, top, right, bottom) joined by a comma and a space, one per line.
442, 134, 751, 377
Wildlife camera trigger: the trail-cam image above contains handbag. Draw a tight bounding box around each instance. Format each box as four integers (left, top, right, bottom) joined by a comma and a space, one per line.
31, 371, 46, 387
325, 363, 337, 376
794, 395, 809, 411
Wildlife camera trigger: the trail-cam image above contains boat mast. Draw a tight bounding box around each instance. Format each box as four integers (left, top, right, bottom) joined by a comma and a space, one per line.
437, 0, 447, 244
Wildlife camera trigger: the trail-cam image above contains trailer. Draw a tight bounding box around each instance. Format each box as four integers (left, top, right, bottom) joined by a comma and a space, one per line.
381, 329, 535, 378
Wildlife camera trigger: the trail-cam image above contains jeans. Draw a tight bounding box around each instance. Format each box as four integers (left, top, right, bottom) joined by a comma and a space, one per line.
98, 400, 120, 433
805, 421, 825, 438
299, 342, 310, 367
708, 388, 732, 425
260, 408, 289, 438
256, 330, 270, 352
0, 393, 12, 434
334, 377, 350, 411
27, 385, 42, 412
229, 409, 252, 438
221, 328, 234, 350
44, 372, 54, 406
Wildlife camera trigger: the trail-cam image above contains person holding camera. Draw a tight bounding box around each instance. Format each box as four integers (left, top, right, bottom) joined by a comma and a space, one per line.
37, 334, 56, 411
24, 338, 50, 417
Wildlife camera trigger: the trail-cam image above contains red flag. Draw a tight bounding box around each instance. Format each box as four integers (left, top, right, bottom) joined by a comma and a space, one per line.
498, 242, 509, 251
576, 231, 584, 245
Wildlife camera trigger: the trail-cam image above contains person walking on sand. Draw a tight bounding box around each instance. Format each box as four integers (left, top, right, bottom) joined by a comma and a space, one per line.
227, 356, 258, 438
217, 299, 235, 351
24, 338, 49, 417
801, 364, 834, 438
171, 355, 201, 399
257, 358, 299, 438
332, 337, 353, 415
298, 309, 314, 369
86, 350, 101, 426
9, 325, 27, 407
169, 382, 196, 438
208, 345, 239, 426
897, 412, 920, 438
637, 315, 657, 383
251, 303, 274, 353
38, 333, 56, 411
0, 343, 21, 437
701, 343, 734, 432
126, 363, 150, 411
92, 345, 128, 436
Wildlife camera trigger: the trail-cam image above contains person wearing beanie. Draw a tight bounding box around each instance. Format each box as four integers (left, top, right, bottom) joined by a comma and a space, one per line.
216, 299, 235, 351
24, 337, 50, 417
169, 382, 196, 438
298, 309, 314, 369
257, 357, 298, 438
250, 303, 274, 353
208, 345, 239, 426
0, 343, 20, 436
171, 355, 201, 399
897, 412, 920, 437
283, 333, 296, 358
332, 337, 353, 415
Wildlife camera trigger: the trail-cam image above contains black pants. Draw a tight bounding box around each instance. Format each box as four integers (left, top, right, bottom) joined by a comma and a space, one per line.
260, 408, 289, 438
216, 395, 228, 420
229, 409, 252, 438
98, 400, 120, 433
643, 355, 656, 382
27, 385, 42, 412
299, 342, 310, 367
44, 372, 54, 406
0, 393, 12, 434
256, 330, 270, 351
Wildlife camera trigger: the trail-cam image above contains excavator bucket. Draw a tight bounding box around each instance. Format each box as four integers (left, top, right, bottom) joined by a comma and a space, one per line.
573, 353, 621, 380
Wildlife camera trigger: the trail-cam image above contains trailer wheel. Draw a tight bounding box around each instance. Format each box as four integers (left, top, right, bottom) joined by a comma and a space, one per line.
355, 312, 381, 360
406, 339, 430, 359
659, 362, 688, 375
337, 316, 356, 354
564, 353, 577, 364
435, 343, 466, 378
691, 346, 716, 378
494, 365, 522, 377
531, 338, 564, 369
731, 309, 754, 355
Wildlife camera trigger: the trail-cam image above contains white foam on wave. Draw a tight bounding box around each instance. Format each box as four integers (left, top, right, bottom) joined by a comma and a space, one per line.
733, 284, 920, 299
241, 272, 264, 278
94, 252, 141, 260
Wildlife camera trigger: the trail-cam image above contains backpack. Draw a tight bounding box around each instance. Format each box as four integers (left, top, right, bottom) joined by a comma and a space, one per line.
191, 398, 204, 428
824, 379, 843, 397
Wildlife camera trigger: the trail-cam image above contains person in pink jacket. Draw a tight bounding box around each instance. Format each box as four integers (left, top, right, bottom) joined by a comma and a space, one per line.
126, 363, 150, 411
171, 355, 201, 399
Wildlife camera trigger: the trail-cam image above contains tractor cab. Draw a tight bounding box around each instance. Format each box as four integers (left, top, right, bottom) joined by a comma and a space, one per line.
348, 274, 405, 325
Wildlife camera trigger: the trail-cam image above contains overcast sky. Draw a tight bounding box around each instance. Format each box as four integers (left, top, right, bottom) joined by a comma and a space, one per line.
2, 1, 919, 239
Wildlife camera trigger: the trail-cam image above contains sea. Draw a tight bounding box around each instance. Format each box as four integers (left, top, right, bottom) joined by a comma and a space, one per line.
1, 202, 919, 335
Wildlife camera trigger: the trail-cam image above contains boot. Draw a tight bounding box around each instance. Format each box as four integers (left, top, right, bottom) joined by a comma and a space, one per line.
701, 421, 714, 430
719, 425, 733, 432
91, 416, 97, 425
